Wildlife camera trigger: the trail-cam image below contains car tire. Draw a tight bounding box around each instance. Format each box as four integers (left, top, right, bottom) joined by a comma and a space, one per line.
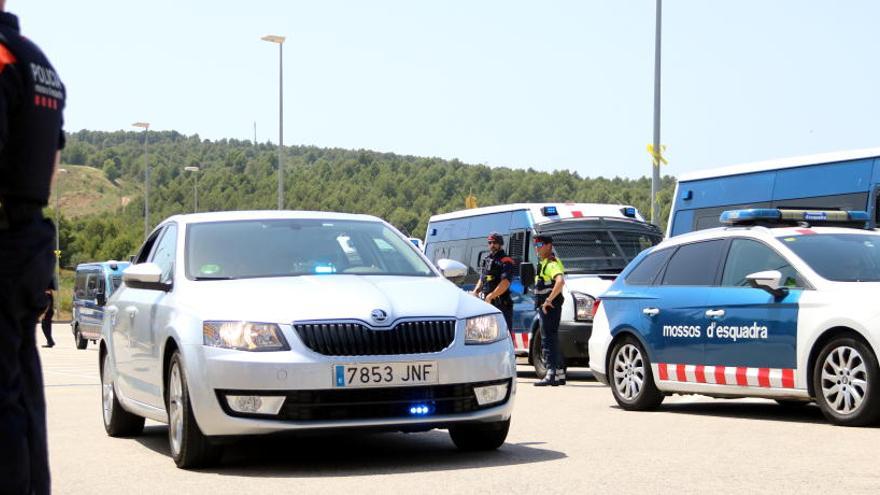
608, 336, 664, 411
449, 418, 510, 451
101, 351, 145, 437
75, 326, 88, 350
812, 336, 880, 426
167, 351, 222, 468
530, 323, 566, 380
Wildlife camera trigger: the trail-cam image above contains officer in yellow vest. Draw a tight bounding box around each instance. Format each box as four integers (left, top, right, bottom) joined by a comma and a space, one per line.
533, 235, 566, 386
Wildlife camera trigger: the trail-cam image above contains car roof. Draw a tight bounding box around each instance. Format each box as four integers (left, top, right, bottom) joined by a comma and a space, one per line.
158, 210, 384, 228
655, 225, 880, 250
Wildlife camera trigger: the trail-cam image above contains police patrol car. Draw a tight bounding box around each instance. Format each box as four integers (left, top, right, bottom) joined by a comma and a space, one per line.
589, 208, 880, 426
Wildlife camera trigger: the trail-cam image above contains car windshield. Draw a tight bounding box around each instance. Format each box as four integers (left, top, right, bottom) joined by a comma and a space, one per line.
546, 228, 663, 274
778, 233, 880, 282
186, 219, 435, 280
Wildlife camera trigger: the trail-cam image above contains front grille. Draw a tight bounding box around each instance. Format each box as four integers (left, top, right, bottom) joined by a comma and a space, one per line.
217, 379, 511, 421
294, 320, 456, 356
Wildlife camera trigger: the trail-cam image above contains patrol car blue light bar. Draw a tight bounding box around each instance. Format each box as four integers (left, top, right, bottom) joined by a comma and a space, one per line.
541, 206, 558, 216
720, 208, 869, 225
620, 207, 637, 218
408, 403, 433, 416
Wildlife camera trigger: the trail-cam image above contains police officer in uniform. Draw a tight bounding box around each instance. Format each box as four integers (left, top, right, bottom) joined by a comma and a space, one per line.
532, 235, 566, 386
1, 2, 65, 492
472, 232, 515, 336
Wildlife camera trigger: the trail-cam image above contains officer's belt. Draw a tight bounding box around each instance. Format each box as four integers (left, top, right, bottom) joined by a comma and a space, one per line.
0, 199, 43, 231
533, 287, 552, 295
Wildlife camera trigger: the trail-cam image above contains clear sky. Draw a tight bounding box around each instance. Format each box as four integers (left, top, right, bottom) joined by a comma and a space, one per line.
10, 0, 880, 179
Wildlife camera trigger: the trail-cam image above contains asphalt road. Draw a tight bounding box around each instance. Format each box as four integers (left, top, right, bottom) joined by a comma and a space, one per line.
39, 324, 880, 494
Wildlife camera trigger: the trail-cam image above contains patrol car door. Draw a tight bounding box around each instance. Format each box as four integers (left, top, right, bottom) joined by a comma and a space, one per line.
704, 238, 801, 382
126, 224, 177, 408
646, 240, 727, 372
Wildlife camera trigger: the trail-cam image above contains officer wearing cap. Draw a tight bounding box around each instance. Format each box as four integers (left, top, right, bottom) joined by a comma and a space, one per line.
532, 235, 566, 386
472, 232, 515, 336
1, 1, 65, 492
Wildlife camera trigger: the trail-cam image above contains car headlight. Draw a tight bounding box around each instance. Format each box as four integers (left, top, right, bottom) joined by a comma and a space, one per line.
465, 314, 505, 345
572, 292, 596, 321
203, 321, 289, 351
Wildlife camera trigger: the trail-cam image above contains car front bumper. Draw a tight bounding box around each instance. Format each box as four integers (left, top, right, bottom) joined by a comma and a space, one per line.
180, 335, 516, 436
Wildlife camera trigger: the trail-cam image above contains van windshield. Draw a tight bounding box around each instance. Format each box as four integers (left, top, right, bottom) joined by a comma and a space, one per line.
545, 228, 662, 274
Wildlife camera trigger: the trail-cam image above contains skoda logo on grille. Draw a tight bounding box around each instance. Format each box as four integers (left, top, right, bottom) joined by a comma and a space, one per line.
371, 309, 388, 323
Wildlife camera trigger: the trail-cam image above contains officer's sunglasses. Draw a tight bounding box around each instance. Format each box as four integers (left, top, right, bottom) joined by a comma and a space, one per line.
534, 242, 545, 248
488, 240, 500, 245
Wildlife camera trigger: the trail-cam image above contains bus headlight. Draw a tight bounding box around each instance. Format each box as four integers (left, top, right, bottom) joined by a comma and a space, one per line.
572, 292, 596, 321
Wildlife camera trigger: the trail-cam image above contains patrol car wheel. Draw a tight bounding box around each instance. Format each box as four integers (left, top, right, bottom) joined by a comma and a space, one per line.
74, 326, 88, 350
609, 337, 664, 411
101, 351, 144, 437
167, 351, 222, 468
449, 418, 510, 451
813, 337, 880, 426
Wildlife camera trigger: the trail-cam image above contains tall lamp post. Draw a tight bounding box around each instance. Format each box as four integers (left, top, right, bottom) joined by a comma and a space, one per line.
650, 0, 662, 225
184, 166, 200, 213
132, 121, 150, 238
261, 34, 286, 210
54, 167, 68, 314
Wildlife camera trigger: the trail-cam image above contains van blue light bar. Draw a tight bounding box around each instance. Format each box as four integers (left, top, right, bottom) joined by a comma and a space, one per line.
720, 208, 869, 225
541, 206, 558, 216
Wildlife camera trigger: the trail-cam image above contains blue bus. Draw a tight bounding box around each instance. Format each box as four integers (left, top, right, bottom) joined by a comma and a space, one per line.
669, 148, 880, 236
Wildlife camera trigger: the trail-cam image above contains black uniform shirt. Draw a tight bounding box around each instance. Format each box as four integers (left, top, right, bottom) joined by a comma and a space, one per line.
0, 12, 65, 207
479, 249, 515, 297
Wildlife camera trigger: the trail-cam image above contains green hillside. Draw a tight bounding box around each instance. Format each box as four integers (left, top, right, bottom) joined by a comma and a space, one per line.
54, 130, 677, 268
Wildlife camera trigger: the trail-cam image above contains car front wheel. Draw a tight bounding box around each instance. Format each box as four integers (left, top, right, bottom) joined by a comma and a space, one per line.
167, 351, 222, 468
813, 336, 880, 426
449, 418, 510, 451
609, 336, 664, 411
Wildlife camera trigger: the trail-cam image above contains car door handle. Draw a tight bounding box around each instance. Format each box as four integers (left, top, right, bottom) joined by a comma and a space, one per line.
642, 307, 660, 316
126, 307, 138, 320
705, 309, 725, 318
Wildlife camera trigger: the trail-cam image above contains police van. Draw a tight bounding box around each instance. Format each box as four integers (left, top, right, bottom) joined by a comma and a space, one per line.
590, 208, 880, 426
71, 261, 129, 349
425, 203, 663, 377
668, 147, 880, 237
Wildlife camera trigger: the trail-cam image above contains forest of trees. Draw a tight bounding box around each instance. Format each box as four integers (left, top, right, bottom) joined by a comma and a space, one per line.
54, 130, 677, 267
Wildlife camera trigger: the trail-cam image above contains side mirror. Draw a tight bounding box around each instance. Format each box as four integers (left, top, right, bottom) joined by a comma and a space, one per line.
519, 263, 536, 293
123, 263, 170, 292
436, 259, 467, 281
746, 270, 788, 297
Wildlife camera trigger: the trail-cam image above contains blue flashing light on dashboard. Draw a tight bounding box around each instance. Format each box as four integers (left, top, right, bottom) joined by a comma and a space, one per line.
541, 206, 558, 216
314, 265, 336, 274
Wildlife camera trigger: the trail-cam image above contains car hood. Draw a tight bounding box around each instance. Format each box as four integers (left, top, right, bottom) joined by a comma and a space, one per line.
178, 275, 494, 325
564, 274, 617, 298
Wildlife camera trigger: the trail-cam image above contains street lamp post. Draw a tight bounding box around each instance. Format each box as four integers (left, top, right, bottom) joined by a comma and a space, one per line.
650, 0, 662, 225
132, 122, 150, 239
261, 34, 286, 210
184, 166, 200, 213
54, 167, 68, 316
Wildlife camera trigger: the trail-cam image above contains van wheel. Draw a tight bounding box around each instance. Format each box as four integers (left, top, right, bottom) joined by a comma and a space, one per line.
609, 336, 664, 411
75, 326, 88, 350
449, 418, 510, 451
813, 336, 880, 426
101, 351, 144, 436
167, 351, 222, 468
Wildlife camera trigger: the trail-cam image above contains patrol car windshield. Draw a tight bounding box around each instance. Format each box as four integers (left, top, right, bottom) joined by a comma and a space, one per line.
546, 229, 662, 273
779, 233, 880, 282
185, 219, 434, 280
